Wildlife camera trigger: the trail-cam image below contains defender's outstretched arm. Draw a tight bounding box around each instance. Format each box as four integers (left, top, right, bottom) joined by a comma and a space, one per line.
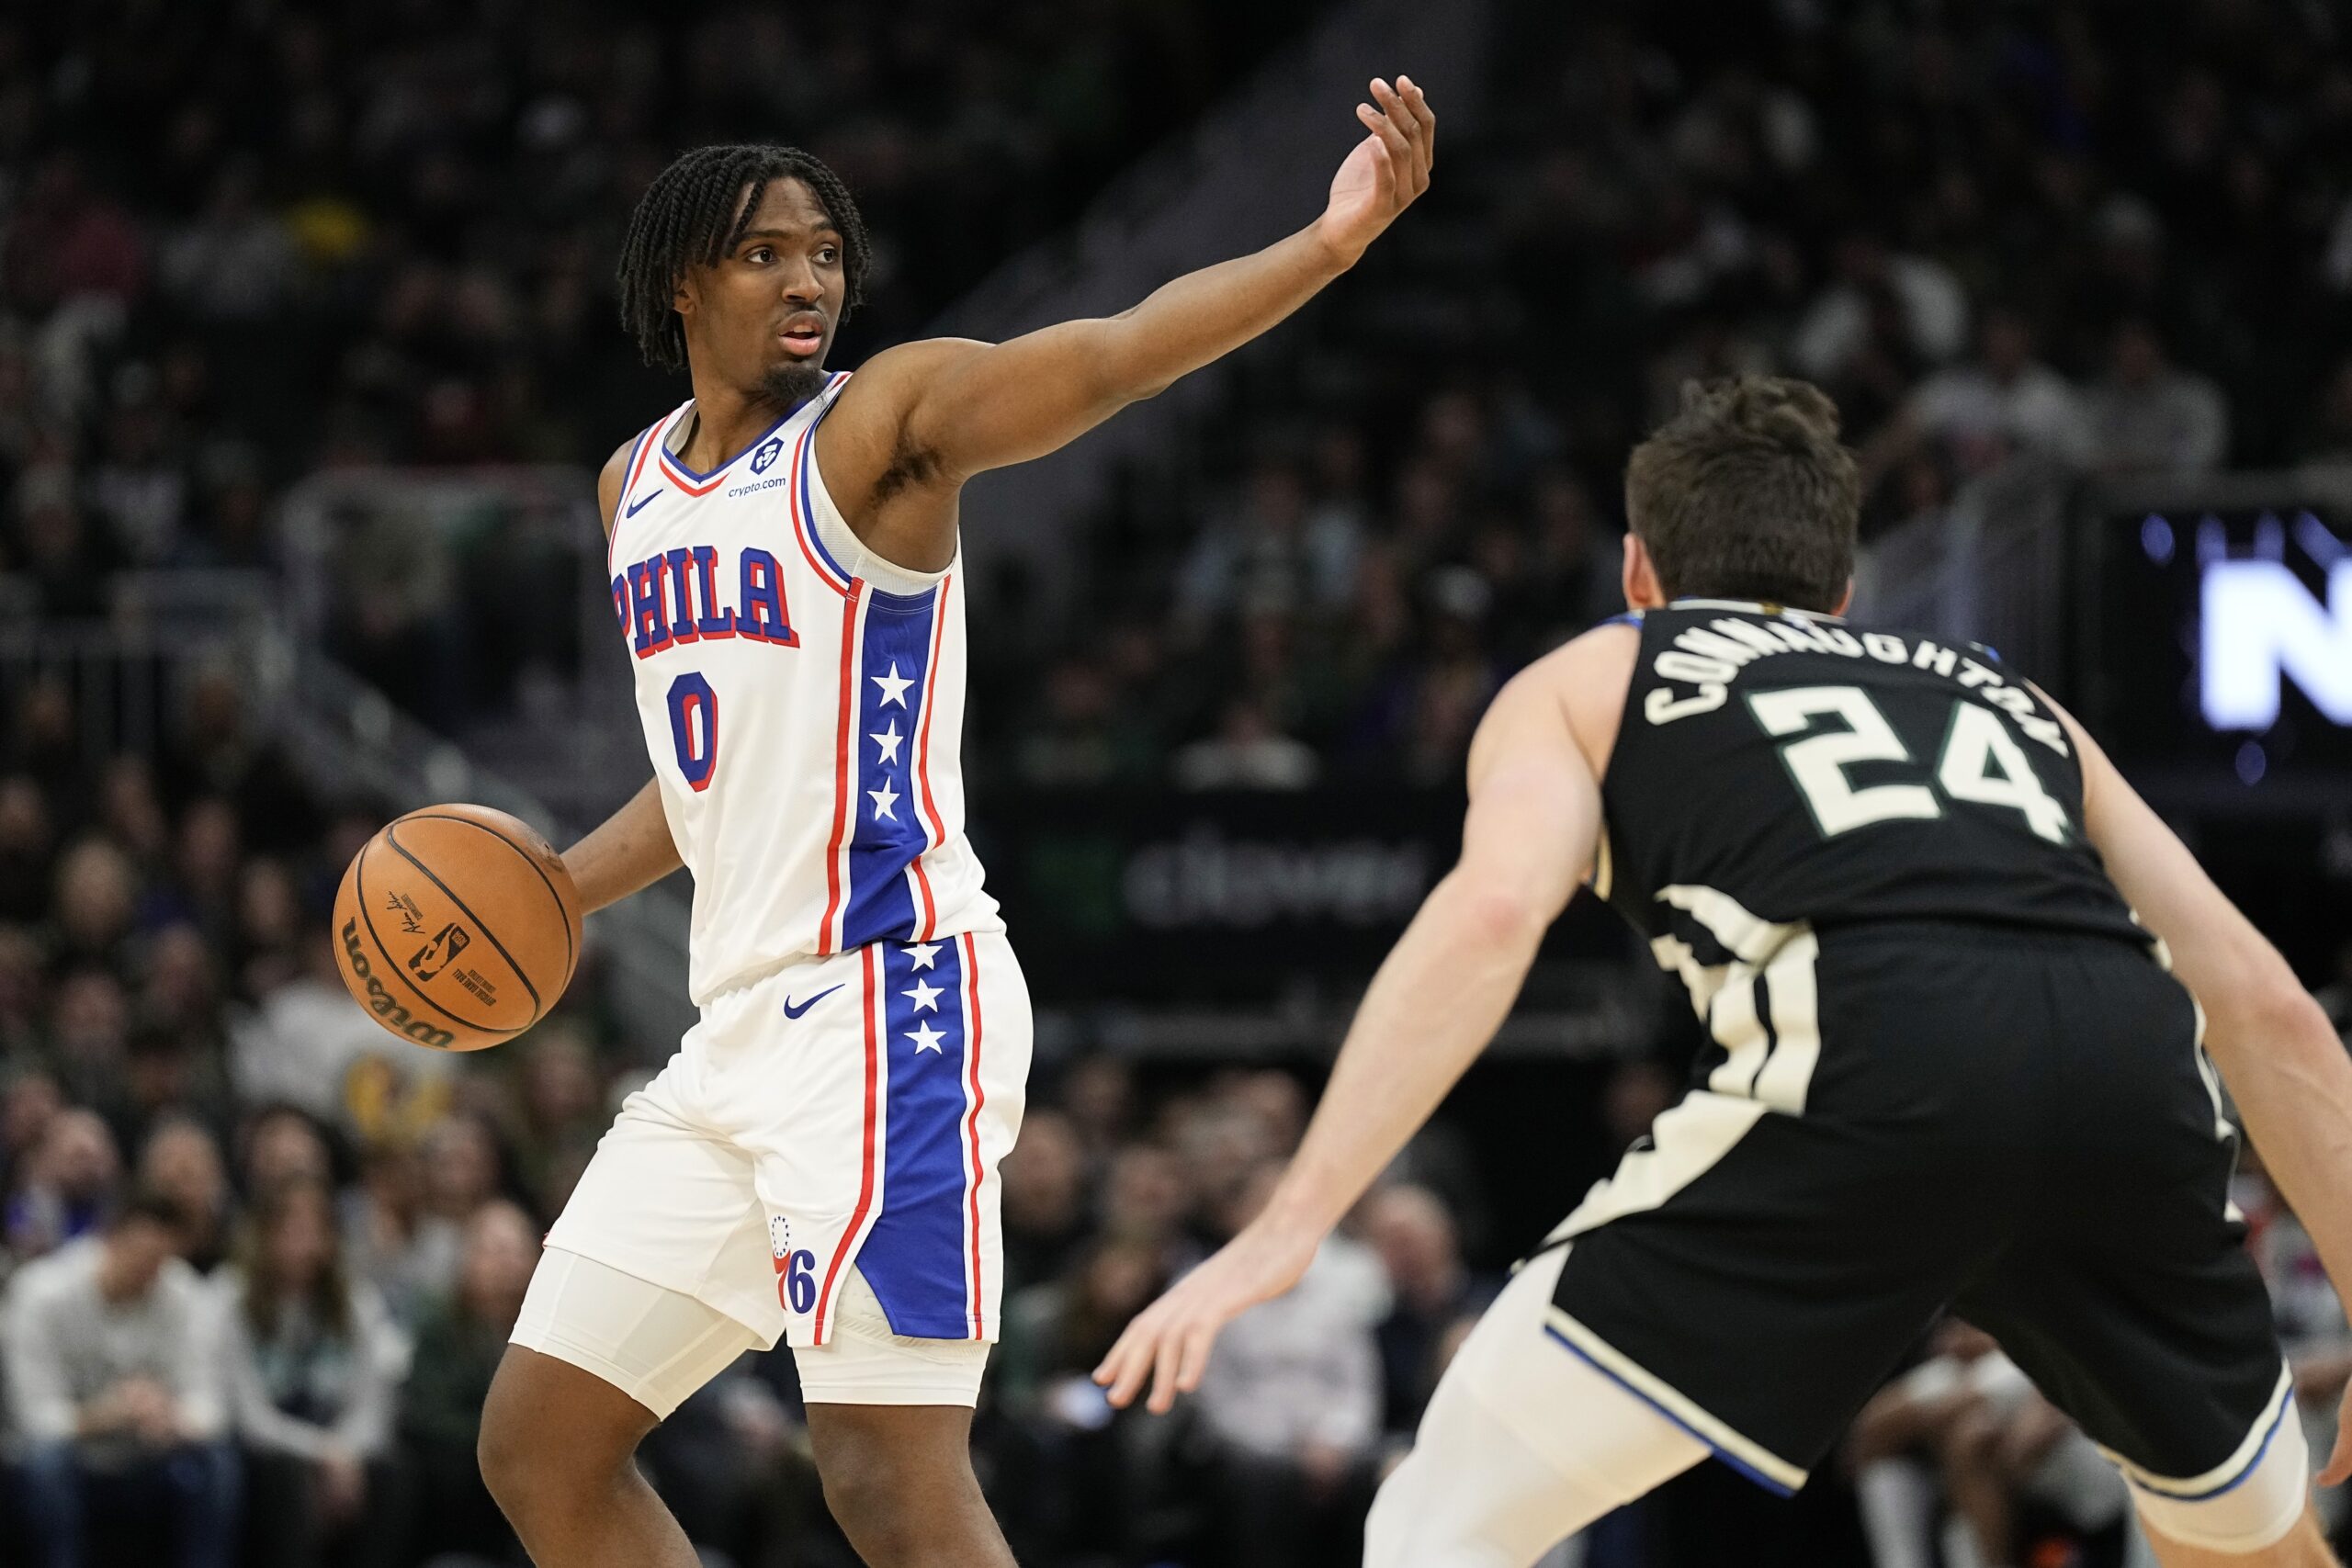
1093, 662, 1596, 1414
2055, 698, 2352, 1484
831, 78, 1434, 495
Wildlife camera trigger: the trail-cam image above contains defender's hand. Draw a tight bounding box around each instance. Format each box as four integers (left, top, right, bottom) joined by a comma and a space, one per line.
1093, 1221, 1320, 1414
2321, 1380, 2352, 1486
1316, 76, 1435, 267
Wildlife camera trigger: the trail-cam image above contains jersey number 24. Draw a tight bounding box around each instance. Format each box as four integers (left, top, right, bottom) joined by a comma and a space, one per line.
1747, 685, 2069, 842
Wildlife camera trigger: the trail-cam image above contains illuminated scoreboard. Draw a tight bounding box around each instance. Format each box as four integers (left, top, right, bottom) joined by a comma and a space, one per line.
2079, 495, 2352, 801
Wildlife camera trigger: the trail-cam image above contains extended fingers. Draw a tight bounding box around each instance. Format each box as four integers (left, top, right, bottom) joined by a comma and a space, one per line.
1399, 74, 1436, 167
1370, 77, 1432, 195
1095, 1322, 1152, 1408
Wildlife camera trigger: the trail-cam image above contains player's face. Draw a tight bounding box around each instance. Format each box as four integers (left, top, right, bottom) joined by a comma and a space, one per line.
675, 177, 844, 400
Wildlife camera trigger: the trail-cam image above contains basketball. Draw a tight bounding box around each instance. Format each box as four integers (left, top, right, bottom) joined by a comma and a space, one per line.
331, 804, 583, 1052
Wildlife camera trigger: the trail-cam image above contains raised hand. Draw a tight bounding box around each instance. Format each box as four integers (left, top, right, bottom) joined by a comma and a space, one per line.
1316, 75, 1437, 266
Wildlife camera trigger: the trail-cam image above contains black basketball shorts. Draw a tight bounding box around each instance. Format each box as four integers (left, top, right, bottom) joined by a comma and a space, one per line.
1539, 920, 2289, 1496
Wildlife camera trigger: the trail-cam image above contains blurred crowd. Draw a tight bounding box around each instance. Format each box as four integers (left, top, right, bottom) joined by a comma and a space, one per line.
0, 673, 1544, 1568
0, 4, 2345, 794
1000, 0, 2352, 791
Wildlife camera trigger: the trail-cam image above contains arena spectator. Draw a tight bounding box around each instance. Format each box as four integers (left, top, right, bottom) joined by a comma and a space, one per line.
1363, 1182, 1492, 1438
137, 1115, 232, 1274
1189, 1159, 1385, 1568
3, 1190, 236, 1568
2085, 320, 2228, 475
6, 1105, 119, 1261
396, 1198, 537, 1567
216, 1176, 408, 1568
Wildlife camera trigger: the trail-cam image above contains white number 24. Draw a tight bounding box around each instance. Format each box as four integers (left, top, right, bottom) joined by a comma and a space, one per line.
1747, 685, 2070, 842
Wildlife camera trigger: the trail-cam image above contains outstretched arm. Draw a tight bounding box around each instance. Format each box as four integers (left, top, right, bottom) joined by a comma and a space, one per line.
2052, 696, 2352, 1483
820, 78, 1434, 547
1093, 662, 1598, 1413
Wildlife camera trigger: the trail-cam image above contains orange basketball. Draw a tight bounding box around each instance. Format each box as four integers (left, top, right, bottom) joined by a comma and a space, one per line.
330, 804, 583, 1052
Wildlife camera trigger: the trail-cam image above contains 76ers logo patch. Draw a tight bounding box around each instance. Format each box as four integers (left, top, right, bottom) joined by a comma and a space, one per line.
770, 1215, 817, 1314
751, 435, 785, 473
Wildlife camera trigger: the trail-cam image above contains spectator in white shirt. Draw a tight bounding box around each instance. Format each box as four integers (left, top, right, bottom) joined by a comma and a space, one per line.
1871, 307, 2095, 489
1192, 1159, 1385, 1568
2084, 319, 2229, 473
215, 1176, 409, 1568
3, 1190, 237, 1568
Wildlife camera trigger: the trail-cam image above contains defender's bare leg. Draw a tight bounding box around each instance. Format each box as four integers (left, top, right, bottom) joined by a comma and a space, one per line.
2143, 1506, 2342, 1568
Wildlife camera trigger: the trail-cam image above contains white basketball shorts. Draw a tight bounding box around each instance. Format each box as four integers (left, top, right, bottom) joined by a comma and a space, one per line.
534, 931, 1030, 1390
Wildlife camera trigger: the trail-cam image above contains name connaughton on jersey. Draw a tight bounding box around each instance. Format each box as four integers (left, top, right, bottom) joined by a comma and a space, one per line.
1598, 598, 2150, 975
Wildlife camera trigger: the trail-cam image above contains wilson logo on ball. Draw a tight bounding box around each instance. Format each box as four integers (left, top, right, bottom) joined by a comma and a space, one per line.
340, 918, 458, 1050
408, 922, 471, 981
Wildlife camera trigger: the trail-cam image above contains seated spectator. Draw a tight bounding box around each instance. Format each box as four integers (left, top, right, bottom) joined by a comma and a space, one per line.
6, 1105, 119, 1260
3, 1190, 236, 1568
1172, 698, 1321, 791
1848, 1321, 2146, 1568
2085, 320, 2228, 474
406, 1112, 510, 1303
1190, 1160, 1385, 1568
137, 1114, 232, 1273
1362, 1184, 1492, 1438
999, 1108, 1091, 1294
1789, 231, 1970, 387
1174, 457, 1360, 634
1871, 307, 2094, 485
217, 1177, 408, 1568
397, 1199, 537, 1566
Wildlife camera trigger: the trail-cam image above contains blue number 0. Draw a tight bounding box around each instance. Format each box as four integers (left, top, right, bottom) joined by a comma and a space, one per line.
667, 672, 719, 793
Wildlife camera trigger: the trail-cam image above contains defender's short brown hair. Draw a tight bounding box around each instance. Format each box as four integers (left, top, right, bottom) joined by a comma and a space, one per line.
1623, 377, 1860, 613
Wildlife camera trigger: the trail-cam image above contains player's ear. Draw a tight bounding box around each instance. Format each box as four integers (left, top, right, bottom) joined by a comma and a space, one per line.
673, 269, 698, 322
1833, 578, 1855, 616
1622, 534, 1664, 611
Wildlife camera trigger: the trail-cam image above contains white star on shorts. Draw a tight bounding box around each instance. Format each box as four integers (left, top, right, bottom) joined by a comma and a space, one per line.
868, 782, 899, 821
903, 979, 944, 1013
907, 1021, 946, 1055
871, 722, 904, 764
904, 941, 943, 970
872, 661, 913, 707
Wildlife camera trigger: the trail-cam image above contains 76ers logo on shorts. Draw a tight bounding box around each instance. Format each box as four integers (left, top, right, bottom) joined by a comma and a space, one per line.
769, 1215, 817, 1314
751, 435, 785, 474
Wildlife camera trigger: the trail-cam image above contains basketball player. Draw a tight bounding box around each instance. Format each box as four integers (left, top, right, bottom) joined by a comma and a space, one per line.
472, 79, 1435, 1568
1097, 377, 2352, 1567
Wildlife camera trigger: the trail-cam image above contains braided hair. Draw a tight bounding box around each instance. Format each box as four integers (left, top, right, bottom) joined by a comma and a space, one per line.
616, 144, 871, 371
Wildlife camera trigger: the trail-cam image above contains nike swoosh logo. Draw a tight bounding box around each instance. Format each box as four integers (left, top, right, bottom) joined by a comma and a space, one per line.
781, 985, 842, 1020
625, 490, 664, 517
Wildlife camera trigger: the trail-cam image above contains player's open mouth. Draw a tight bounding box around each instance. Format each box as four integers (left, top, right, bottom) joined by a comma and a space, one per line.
778, 316, 827, 356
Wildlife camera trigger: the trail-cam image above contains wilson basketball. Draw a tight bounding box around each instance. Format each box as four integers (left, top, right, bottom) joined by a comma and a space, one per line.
331, 805, 583, 1052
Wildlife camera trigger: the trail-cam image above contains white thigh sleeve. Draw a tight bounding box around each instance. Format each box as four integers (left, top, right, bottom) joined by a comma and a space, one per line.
1365, 1247, 1708, 1568
513, 1247, 765, 1420
2121, 1383, 2310, 1557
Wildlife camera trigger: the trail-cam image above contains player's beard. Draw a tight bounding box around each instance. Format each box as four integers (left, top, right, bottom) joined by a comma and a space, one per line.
762, 361, 830, 412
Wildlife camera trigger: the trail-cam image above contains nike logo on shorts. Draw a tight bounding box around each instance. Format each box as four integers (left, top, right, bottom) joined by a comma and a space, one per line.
626, 490, 664, 517
782, 985, 842, 1020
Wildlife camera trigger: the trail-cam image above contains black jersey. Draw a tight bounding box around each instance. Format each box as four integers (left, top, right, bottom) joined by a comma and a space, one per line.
1599, 599, 2149, 960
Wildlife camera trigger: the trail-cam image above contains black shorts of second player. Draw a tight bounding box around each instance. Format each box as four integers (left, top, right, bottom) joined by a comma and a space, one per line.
1540, 919, 2287, 1496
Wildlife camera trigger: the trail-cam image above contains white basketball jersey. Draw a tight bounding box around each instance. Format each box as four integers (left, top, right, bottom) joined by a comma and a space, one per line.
606, 372, 1000, 1003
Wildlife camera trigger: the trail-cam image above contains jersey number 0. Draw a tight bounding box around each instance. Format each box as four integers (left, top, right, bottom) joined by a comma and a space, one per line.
1747, 685, 2069, 842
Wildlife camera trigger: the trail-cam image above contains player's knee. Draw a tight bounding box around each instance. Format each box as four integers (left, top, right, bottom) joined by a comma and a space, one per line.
478, 1348, 641, 1526
810, 1408, 979, 1557
2124, 1404, 2310, 1558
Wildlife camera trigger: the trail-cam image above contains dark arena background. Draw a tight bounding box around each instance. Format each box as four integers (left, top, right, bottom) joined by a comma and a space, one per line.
4, 2, 2352, 1565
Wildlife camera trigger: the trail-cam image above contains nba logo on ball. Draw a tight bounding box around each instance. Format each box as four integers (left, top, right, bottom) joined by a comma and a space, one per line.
751, 436, 784, 473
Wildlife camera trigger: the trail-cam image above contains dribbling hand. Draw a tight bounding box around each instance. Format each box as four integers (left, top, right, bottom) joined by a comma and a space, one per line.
1316, 76, 1436, 267
1092, 1220, 1320, 1414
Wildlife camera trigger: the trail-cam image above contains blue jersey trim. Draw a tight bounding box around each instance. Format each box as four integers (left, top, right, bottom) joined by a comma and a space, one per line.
1541, 1325, 1799, 1497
